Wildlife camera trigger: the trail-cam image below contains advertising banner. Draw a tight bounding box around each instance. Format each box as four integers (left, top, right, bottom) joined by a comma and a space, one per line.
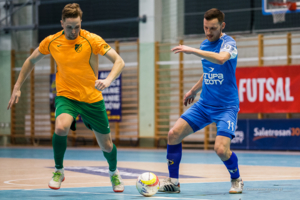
231, 119, 300, 150
231, 119, 248, 149
236, 65, 300, 113
98, 71, 122, 122
248, 119, 300, 150
50, 74, 56, 124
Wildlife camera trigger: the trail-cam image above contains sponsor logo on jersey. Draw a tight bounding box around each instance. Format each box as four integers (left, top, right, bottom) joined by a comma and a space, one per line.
75, 44, 82, 53
104, 44, 109, 49
203, 73, 224, 85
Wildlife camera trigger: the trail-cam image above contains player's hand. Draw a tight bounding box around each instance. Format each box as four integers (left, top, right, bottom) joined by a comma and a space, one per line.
95, 79, 112, 91
7, 87, 21, 110
171, 44, 194, 54
183, 90, 196, 106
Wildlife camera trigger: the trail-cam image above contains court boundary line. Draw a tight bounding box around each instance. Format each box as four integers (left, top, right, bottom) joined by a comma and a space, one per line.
4, 175, 300, 187
2, 178, 300, 191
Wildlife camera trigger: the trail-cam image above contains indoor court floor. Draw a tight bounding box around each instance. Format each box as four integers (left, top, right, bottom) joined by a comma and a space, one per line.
1, 147, 300, 200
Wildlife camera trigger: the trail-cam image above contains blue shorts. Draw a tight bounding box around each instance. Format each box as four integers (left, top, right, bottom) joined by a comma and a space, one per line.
181, 101, 239, 139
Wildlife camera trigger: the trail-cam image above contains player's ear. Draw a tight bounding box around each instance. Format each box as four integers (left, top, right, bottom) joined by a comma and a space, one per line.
60, 20, 64, 28
221, 22, 226, 30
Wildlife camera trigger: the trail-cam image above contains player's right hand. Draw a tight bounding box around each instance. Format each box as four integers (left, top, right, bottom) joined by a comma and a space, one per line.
183, 90, 196, 106
7, 88, 21, 110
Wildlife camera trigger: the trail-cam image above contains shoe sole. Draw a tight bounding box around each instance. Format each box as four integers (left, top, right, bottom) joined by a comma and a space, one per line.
158, 188, 180, 193
159, 190, 180, 193
48, 177, 65, 190
229, 191, 242, 194
113, 189, 124, 193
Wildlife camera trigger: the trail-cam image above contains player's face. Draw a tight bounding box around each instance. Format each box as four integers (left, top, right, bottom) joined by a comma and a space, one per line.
203, 18, 225, 42
61, 16, 81, 40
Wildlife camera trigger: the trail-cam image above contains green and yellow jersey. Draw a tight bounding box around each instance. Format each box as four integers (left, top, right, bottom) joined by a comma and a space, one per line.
39, 29, 111, 103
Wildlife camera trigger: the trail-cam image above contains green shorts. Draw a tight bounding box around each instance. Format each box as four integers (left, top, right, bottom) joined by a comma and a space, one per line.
55, 96, 110, 134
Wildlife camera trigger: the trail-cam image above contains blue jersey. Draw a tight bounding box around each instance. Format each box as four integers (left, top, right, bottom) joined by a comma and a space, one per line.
199, 33, 239, 107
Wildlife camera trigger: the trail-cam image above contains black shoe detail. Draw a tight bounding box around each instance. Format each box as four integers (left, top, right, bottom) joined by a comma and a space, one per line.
164, 184, 175, 192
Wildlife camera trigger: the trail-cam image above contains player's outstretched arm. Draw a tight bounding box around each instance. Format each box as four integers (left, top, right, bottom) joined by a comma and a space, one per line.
171, 45, 230, 65
7, 48, 45, 110
95, 48, 125, 91
183, 75, 203, 106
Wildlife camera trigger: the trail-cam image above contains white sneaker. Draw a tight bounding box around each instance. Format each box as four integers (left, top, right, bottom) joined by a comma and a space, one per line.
110, 169, 124, 192
158, 178, 180, 193
229, 177, 244, 194
48, 169, 65, 190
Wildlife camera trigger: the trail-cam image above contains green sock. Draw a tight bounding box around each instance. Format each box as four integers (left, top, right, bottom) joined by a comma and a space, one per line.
103, 143, 117, 172
52, 133, 67, 169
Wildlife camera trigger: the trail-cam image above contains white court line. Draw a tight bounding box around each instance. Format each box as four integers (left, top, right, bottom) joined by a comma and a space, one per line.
33, 189, 212, 200
2, 178, 300, 190
4, 175, 300, 187
182, 178, 300, 185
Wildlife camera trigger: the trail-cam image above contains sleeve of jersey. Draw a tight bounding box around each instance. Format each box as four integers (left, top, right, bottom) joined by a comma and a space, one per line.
220, 40, 238, 60
92, 34, 111, 56
38, 36, 51, 55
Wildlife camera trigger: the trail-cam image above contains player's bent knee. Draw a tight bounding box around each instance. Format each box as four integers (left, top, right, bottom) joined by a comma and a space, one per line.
214, 145, 227, 157
55, 126, 69, 136
102, 143, 113, 153
168, 129, 181, 144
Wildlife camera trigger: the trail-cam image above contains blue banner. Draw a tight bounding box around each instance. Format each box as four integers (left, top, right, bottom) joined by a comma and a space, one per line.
231, 120, 248, 149
50, 74, 56, 123
248, 119, 300, 150
231, 119, 300, 150
98, 71, 122, 122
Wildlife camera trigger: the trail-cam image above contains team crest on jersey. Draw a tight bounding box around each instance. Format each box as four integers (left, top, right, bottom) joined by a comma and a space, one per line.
75, 44, 82, 53
104, 44, 109, 49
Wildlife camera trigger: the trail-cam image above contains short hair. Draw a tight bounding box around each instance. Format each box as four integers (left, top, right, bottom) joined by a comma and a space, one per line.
204, 8, 224, 24
62, 3, 83, 21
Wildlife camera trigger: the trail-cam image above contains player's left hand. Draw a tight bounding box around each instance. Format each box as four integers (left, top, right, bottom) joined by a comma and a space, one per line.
95, 79, 112, 91
171, 44, 194, 54
183, 90, 196, 106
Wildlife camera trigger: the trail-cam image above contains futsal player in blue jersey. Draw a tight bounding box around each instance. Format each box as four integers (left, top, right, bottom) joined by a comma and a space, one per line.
159, 8, 243, 194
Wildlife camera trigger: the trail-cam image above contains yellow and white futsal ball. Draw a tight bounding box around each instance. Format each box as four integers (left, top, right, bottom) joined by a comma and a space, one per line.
136, 172, 160, 197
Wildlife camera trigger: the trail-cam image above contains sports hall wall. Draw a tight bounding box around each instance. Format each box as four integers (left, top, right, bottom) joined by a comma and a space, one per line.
1, 0, 300, 148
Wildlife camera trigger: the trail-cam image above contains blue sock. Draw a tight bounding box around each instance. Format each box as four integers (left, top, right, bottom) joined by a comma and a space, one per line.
167, 143, 182, 179
223, 152, 240, 179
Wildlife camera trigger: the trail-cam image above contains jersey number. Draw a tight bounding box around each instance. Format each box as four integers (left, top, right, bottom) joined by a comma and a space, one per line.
227, 121, 234, 131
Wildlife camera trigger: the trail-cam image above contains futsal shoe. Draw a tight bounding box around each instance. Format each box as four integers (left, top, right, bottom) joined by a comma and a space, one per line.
48, 169, 65, 190
109, 169, 124, 192
158, 178, 180, 193
229, 177, 244, 194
